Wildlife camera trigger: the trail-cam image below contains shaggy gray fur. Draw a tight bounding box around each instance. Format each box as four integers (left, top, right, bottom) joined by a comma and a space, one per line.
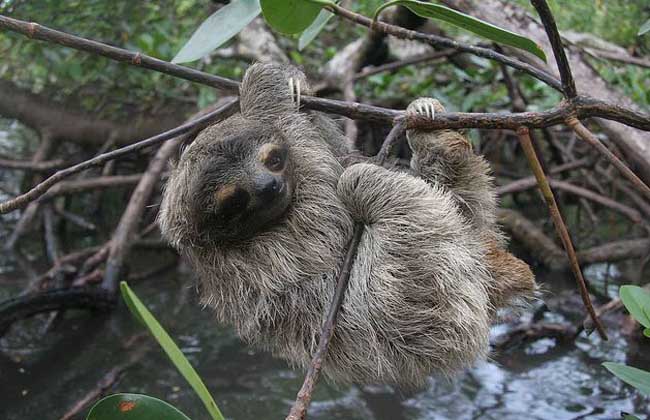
158, 63, 536, 387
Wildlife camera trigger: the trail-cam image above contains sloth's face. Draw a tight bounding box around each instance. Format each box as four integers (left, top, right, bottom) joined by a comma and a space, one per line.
182, 123, 294, 243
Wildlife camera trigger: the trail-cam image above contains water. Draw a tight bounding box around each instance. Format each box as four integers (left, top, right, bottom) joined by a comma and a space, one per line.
0, 266, 648, 420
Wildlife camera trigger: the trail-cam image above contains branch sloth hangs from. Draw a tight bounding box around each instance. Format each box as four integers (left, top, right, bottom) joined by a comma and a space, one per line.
159, 63, 536, 386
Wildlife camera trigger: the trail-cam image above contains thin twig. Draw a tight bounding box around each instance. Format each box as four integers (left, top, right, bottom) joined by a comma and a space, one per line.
0, 15, 238, 93
328, 3, 562, 91
516, 126, 607, 340
2, 14, 650, 131
567, 117, 650, 203
354, 49, 457, 80
530, 0, 577, 98
0, 99, 239, 214
286, 122, 406, 420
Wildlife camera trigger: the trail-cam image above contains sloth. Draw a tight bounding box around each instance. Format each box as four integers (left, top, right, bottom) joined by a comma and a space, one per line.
158, 63, 536, 387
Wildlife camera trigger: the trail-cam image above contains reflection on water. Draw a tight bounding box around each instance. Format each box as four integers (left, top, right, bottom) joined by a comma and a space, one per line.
0, 268, 648, 420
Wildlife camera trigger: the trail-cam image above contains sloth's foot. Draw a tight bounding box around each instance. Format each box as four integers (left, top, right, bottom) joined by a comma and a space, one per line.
288, 77, 301, 110
406, 97, 445, 119
406, 97, 472, 154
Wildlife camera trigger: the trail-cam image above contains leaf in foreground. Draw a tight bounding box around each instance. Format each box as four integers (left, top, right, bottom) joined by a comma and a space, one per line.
172, 0, 261, 63
619, 285, 650, 328
120, 282, 225, 420
299, 8, 335, 50
374, 0, 547, 62
639, 19, 650, 36
260, 0, 328, 34
603, 362, 650, 395
87, 393, 191, 420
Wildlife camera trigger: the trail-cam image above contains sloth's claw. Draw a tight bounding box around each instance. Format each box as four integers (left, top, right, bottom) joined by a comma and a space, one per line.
288, 77, 301, 109
407, 98, 442, 121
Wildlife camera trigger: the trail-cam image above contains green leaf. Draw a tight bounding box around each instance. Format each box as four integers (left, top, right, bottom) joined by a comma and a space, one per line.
298, 8, 334, 50
639, 19, 650, 36
172, 0, 261, 63
603, 362, 650, 395
86, 393, 191, 420
119, 282, 224, 420
623, 414, 641, 420
260, 0, 333, 35
644, 328, 650, 338
619, 285, 650, 328
374, 0, 547, 62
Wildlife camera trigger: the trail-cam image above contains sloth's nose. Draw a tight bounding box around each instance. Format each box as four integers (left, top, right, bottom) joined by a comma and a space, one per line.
254, 173, 284, 200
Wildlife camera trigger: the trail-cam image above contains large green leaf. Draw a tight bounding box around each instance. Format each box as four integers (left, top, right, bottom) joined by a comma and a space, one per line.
603, 362, 650, 395
86, 393, 191, 420
619, 285, 650, 328
119, 282, 224, 420
374, 0, 547, 62
260, 0, 332, 35
639, 19, 650, 36
172, 0, 261, 63
298, 8, 335, 50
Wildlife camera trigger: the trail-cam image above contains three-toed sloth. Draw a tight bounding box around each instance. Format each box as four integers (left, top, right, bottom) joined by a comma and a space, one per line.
159, 63, 536, 387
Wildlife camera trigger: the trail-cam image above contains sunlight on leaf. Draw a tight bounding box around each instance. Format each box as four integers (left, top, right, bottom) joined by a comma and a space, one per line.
299, 8, 335, 50
603, 362, 650, 395
619, 285, 650, 328
120, 282, 225, 420
172, 0, 261, 63
86, 393, 191, 420
639, 19, 650, 36
374, 0, 547, 62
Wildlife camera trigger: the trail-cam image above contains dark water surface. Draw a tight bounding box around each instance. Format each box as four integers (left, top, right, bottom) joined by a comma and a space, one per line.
0, 267, 649, 420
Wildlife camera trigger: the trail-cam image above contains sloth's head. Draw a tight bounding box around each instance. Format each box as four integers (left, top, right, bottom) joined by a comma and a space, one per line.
160, 117, 295, 246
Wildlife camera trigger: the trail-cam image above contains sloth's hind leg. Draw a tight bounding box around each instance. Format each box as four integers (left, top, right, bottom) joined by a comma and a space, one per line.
406, 98, 496, 233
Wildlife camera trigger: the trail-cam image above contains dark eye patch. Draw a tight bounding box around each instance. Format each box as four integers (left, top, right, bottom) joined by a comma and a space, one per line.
216, 185, 250, 220
260, 145, 288, 172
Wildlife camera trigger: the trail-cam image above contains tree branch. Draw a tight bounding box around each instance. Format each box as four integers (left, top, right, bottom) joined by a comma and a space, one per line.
516, 126, 607, 340
328, 3, 562, 91
0, 99, 239, 214
1, 14, 649, 132
0, 15, 238, 93
530, 0, 577, 98
286, 122, 406, 420
567, 117, 650, 203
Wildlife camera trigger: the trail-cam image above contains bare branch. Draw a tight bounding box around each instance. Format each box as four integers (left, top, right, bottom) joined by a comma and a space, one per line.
287, 122, 407, 420
354, 49, 457, 80
516, 126, 607, 340
0, 99, 239, 214
327, 3, 563, 91
1, 14, 649, 132
0, 15, 238, 93
530, 0, 577, 98
567, 117, 650, 203
0, 157, 68, 171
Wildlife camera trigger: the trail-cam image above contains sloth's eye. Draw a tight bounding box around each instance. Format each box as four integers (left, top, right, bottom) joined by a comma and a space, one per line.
267, 151, 284, 171
260, 144, 287, 172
